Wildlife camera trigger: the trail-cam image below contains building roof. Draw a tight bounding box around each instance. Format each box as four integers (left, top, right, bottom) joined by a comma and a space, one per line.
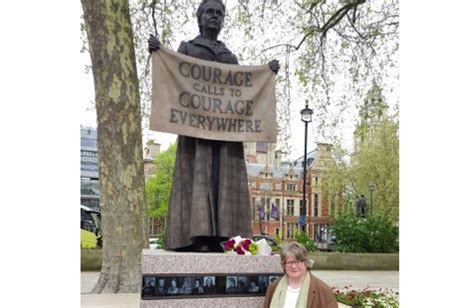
246, 162, 304, 179
292, 148, 317, 169
81, 126, 97, 139
245, 146, 324, 180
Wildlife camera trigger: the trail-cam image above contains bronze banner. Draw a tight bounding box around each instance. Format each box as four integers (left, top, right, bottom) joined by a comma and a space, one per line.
150, 47, 276, 142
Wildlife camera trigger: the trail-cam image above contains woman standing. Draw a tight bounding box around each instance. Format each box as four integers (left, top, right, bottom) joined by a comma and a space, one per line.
263, 242, 338, 308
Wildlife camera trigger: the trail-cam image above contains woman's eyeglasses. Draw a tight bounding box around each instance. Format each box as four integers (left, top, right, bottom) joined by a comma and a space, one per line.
283, 260, 304, 267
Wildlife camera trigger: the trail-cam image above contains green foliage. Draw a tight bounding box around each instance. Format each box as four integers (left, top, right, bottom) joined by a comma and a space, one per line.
332, 212, 398, 253
274, 232, 281, 244
249, 242, 259, 255
351, 119, 399, 221
156, 231, 165, 248
327, 117, 399, 222
295, 232, 317, 252
145, 143, 177, 219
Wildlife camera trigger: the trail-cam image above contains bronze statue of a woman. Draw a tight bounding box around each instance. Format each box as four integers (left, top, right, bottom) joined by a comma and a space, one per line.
149, 0, 279, 252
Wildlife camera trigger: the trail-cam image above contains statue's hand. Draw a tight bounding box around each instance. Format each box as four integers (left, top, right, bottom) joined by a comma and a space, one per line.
268, 60, 280, 75
148, 34, 161, 53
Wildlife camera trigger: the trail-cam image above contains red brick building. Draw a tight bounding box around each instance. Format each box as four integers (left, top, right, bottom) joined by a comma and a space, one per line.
144, 140, 337, 242
244, 142, 336, 242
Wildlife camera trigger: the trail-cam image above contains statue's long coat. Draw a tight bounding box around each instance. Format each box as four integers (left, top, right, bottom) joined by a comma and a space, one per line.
165, 35, 252, 250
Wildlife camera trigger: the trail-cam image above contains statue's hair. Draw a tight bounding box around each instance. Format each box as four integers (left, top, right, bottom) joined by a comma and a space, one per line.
280, 242, 314, 272
197, 0, 226, 34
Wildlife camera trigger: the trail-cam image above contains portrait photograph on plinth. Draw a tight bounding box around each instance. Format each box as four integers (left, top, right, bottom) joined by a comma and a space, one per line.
141, 274, 283, 299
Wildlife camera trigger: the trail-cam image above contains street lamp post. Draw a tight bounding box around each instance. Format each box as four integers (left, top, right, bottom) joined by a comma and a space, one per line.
300, 101, 313, 233
281, 179, 284, 240
368, 182, 375, 216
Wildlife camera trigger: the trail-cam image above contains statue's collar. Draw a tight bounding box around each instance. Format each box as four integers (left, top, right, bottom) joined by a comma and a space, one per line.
191, 35, 227, 52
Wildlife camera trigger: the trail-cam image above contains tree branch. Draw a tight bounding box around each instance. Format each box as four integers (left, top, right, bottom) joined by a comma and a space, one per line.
238, 0, 250, 16
344, 12, 377, 56
295, 28, 319, 50
293, 0, 366, 50
151, 0, 158, 37
260, 43, 294, 54
321, 0, 366, 38
294, 0, 325, 21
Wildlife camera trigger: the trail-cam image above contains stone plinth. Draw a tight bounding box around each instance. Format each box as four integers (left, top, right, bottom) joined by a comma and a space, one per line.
140, 249, 283, 308
142, 249, 283, 274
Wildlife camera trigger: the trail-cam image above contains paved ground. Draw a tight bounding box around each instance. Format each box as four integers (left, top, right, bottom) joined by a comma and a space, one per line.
311, 270, 399, 290
81, 271, 398, 307
82, 293, 140, 308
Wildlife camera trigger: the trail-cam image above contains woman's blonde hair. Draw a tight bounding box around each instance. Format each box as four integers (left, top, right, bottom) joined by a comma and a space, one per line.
280, 242, 314, 270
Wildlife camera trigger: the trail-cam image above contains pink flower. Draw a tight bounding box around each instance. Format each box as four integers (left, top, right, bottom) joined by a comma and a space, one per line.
236, 246, 245, 255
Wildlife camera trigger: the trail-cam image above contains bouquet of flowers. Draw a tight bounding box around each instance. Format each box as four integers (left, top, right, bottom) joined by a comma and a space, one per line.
222, 235, 273, 256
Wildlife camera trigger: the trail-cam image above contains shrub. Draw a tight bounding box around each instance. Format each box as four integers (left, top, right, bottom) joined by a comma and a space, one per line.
274, 233, 281, 244
332, 213, 398, 253
295, 231, 317, 252
157, 232, 165, 248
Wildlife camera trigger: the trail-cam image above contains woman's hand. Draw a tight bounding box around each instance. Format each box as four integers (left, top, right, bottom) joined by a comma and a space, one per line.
148, 34, 161, 53
268, 60, 280, 74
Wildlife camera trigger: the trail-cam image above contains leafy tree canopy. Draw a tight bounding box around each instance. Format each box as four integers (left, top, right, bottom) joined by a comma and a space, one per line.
327, 115, 399, 222
145, 142, 177, 218
351, 118, 399, 220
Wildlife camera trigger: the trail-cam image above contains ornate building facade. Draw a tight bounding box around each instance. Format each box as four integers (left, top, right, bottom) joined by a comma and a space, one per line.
143, 140, 161, 179
244, 142, 336, 242
353, 81, 389, 153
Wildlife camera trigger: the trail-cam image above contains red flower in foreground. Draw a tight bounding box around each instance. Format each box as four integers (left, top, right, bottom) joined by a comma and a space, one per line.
241, 239, 252, 250
224, 239, 235, 250
236, 246, 245, 255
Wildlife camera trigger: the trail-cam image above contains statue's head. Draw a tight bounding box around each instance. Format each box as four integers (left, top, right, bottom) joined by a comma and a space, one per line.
197, 0, 226, 35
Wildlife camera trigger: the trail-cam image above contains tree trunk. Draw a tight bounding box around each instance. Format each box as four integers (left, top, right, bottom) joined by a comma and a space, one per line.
82, 0, 147, 293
